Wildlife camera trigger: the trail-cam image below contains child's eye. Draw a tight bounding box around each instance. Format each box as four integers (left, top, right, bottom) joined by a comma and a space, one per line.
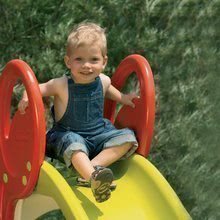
91, 57, 99, 62
75, 57, 82, 61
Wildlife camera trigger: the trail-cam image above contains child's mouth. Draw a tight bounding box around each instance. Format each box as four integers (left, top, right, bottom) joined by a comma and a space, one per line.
80, 72, 93, 75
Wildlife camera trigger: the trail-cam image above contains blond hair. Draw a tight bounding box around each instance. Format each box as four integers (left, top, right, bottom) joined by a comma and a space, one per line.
66, 22, 107, 57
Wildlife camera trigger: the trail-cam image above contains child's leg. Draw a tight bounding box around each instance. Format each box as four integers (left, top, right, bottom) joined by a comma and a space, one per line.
71, 150, 114, 203
91, 142, 132, 168
71, 150, 95, 181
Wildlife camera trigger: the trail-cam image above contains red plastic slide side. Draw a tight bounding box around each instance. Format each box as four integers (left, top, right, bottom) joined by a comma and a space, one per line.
104, 54, 155, 157
0, 60, 46, 220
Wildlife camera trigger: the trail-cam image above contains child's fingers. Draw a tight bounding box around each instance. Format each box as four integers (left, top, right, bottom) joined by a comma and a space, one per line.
18, 100, 28, 114
130, 93, 140, 99
131, 102, 135, 108
130, 93, 140, 108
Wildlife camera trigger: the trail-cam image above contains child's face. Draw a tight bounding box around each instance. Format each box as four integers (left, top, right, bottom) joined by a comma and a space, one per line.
65, 44, 107, 84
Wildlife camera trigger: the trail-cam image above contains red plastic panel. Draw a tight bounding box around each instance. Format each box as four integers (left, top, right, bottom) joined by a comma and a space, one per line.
0, 60, 46, 220
104, 55, 155, 157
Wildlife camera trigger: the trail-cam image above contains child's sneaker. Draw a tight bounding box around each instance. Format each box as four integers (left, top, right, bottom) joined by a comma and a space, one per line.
76, 177, 117, 190
90, 166, 113, 203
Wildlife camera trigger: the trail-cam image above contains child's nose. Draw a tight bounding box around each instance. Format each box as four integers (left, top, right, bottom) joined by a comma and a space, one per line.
82, 62, 91, 69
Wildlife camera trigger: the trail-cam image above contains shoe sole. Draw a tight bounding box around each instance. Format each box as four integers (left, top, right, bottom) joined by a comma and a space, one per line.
91, 168, 113, 202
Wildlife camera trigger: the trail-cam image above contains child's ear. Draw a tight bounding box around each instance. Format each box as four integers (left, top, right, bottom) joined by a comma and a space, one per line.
103, 56, 108, 69
64, 55, 71, 69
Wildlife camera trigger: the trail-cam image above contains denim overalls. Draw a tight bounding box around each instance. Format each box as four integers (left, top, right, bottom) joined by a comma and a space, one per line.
46, 76, 138, 167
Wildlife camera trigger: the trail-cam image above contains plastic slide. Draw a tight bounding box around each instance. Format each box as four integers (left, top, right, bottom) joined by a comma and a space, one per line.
0, 55, 191, 220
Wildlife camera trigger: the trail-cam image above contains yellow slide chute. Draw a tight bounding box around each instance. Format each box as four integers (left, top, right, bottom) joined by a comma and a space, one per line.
15, 154, 191, 220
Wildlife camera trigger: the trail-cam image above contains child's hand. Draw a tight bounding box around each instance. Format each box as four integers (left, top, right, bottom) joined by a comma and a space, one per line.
122, 93, 140, 108
18, 99, 29, 114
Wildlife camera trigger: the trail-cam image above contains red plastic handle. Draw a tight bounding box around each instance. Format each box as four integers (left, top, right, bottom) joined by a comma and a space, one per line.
104, 54, 155, 157
0, 60, 46, 220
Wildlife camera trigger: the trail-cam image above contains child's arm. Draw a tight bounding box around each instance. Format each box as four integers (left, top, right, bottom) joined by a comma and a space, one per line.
18, 78, 61, 114
105, 84, 139, 108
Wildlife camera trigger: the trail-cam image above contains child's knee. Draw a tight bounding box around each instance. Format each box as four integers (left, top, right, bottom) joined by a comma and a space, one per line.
71, 150, 87, 159
123, 142, 133, 151
113, 142, 133, 154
